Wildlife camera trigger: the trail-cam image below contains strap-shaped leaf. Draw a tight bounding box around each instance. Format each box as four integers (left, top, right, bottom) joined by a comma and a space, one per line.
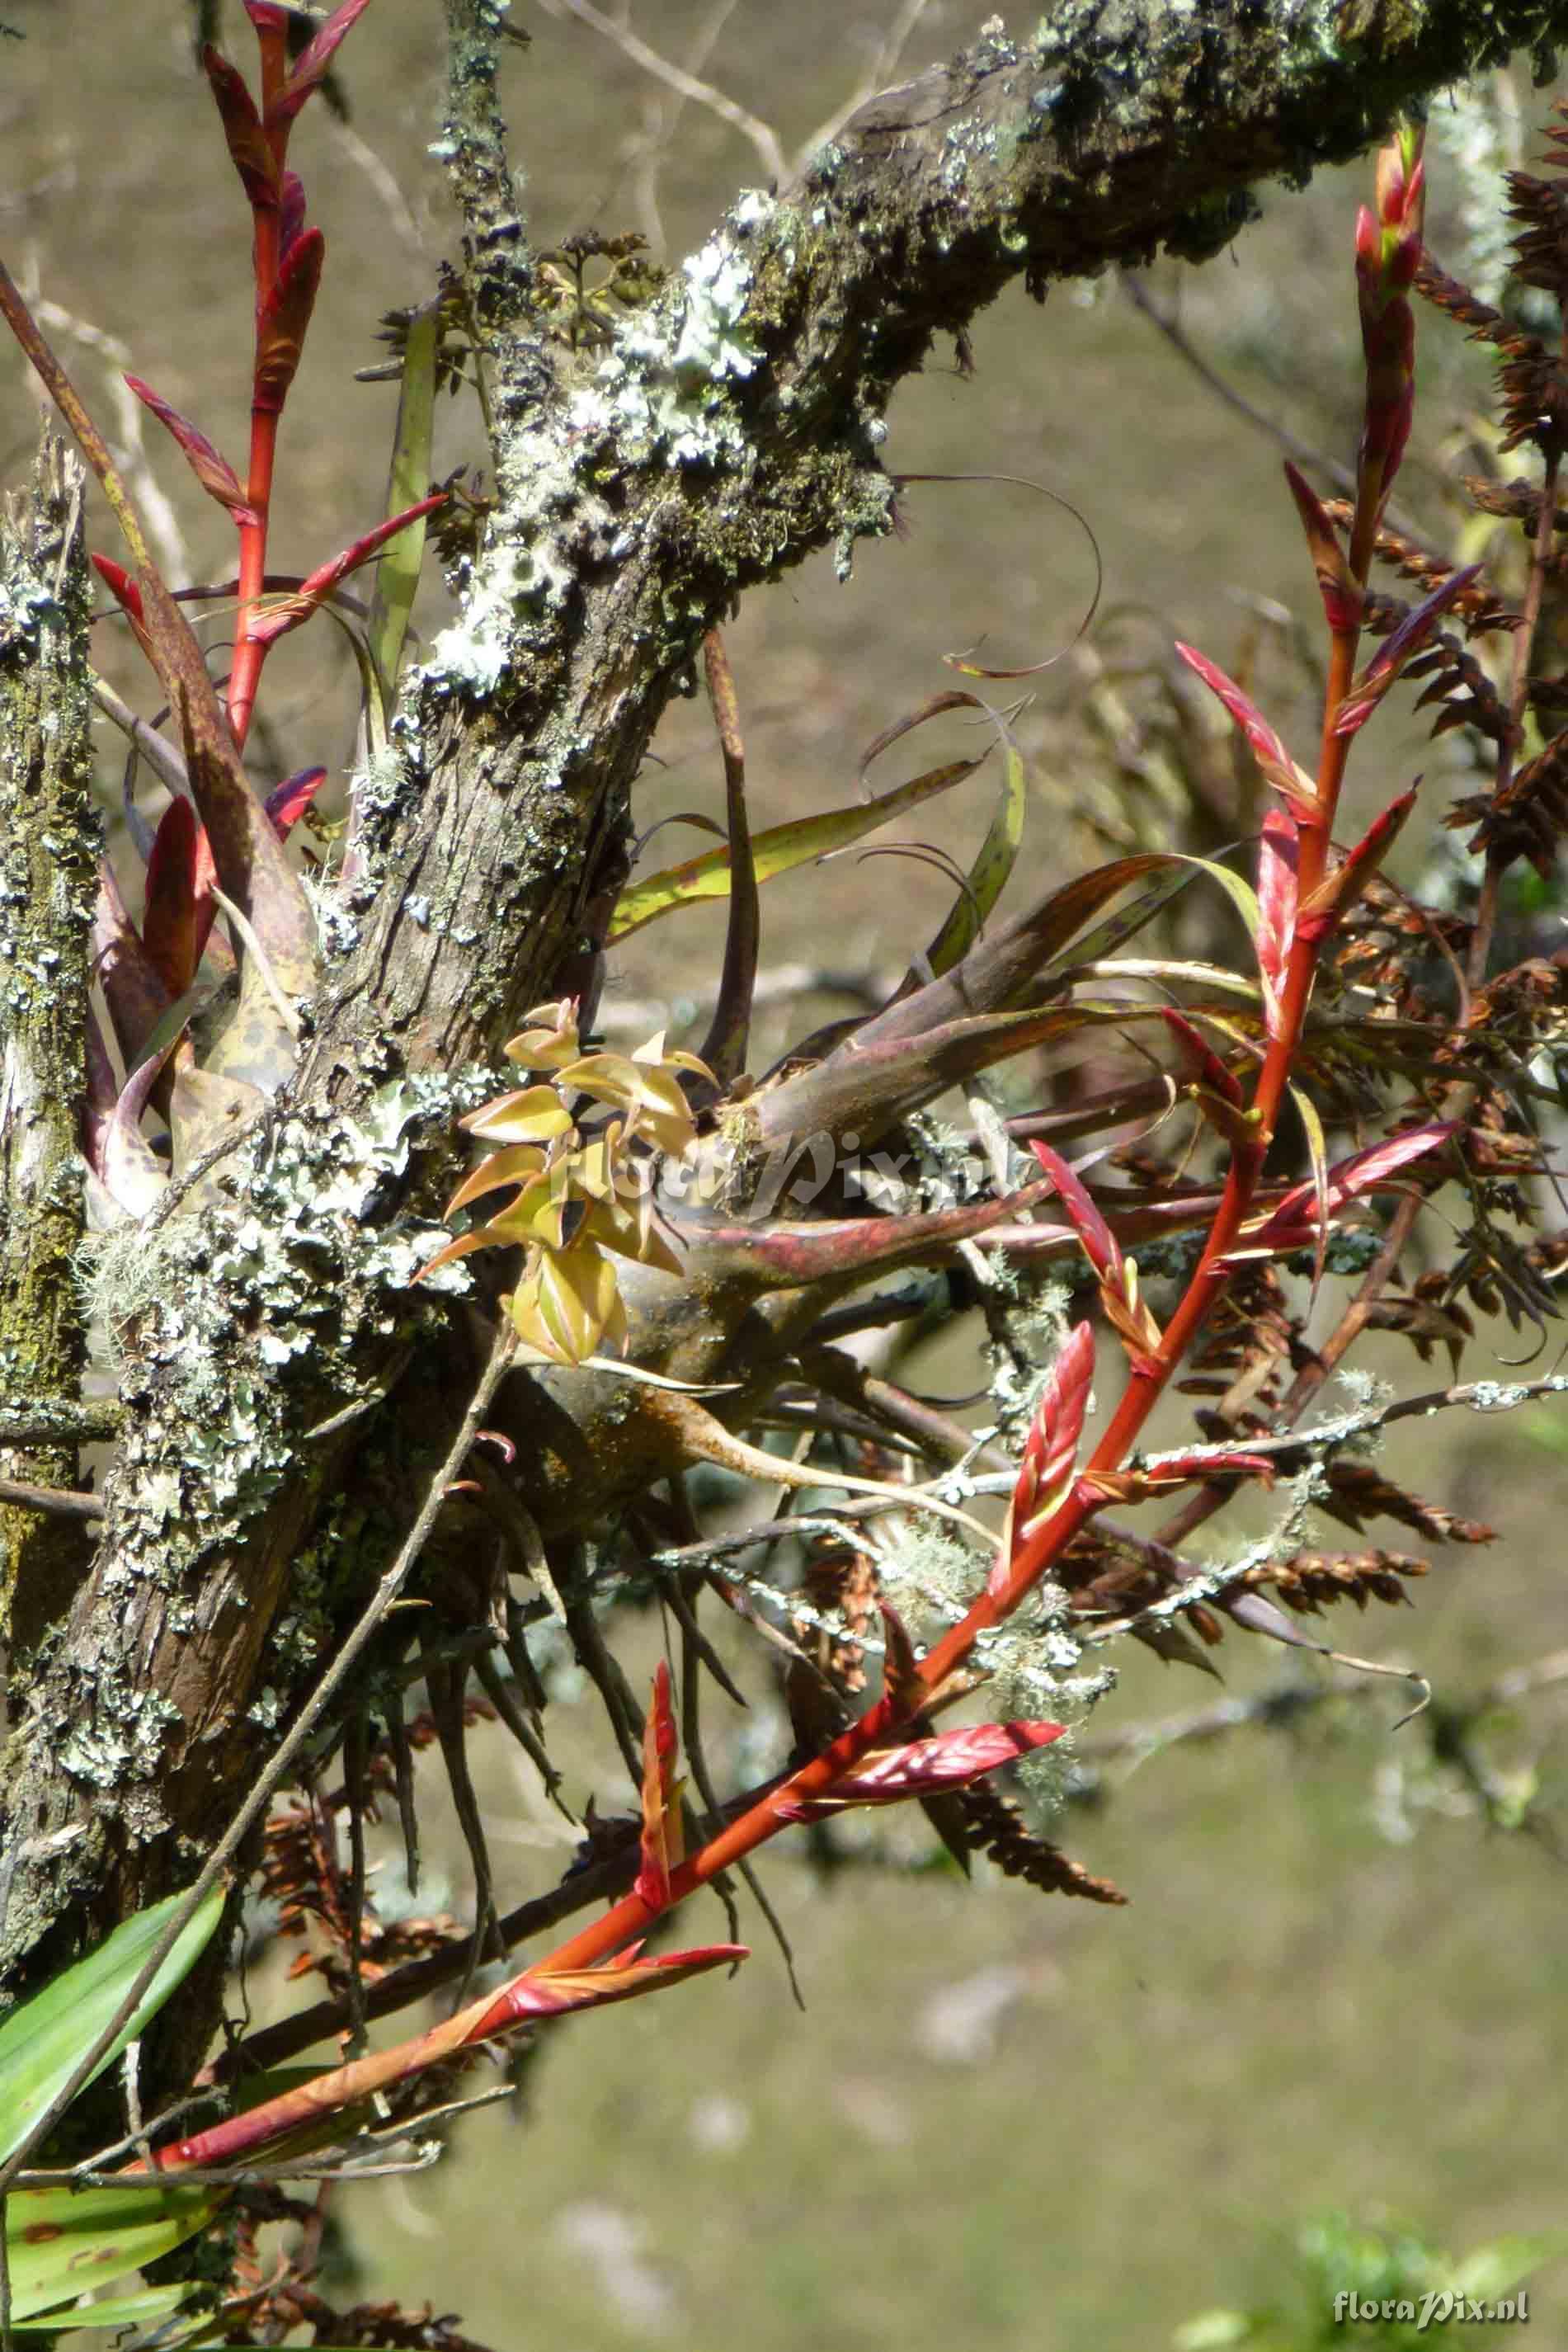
0, 1883, 225, 2168
3, 2182, 219, 2325
608, 756, 981, 940
918, 735, 1026, 980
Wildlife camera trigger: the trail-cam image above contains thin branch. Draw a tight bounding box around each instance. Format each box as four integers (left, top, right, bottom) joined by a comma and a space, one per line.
0, 1476, 102, 1520
539, 0, 785, 184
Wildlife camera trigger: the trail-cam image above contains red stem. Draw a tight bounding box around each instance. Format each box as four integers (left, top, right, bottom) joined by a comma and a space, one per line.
228, 18, 290, 748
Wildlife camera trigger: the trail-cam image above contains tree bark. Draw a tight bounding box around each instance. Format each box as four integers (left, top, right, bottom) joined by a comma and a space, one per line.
1, 0, 1561, 2050
0, 436, 96, 1667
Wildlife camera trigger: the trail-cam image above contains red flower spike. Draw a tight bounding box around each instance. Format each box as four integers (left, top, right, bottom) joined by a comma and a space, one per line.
202, 45, 279, 208
265, 766, 327, 838
1356, 125, 1424, 507
634, 1661, 684, 1915
991, 1320, 1095, 1595
1174, 643, 1318, 813
142, 797, 204, 999
247, 494, 446, 650
1027, 1140, 1119, 1281
243, 2, 292, 28
124, 377, 258, 526
253, 225, 325, 415
267, 0, 375, 131
1283, 461, 1362, 634
1333, 566, 1484, 738
479, 1943, 748, 2033
1242, 1122, 1457, 1255
775, 1720, 1066, 1822
1158, 1006, 1243, 1107
1297, 786, 1418, 941
1256, 808, 1300, 1041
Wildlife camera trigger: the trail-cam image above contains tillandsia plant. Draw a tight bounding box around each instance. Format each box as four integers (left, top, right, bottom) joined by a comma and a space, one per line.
2, 3, 1568, 2342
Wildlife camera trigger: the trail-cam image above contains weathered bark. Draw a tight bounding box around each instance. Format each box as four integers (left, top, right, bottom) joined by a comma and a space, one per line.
1, 0, 1563, 2053
0, 436, 96, 1666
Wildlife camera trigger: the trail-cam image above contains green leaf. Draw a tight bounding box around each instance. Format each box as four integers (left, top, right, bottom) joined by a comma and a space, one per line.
0, 1885, 225, 2167
10, 2278, 202, 2332
918, 738, 1026, 979
366, 297, 440, 723
2, 2180, 219, 2323
1035, 863, 1195, 977
1170, 853, 1261, 941
1288, 1082, 1332, 1303
608, 757, 981, 941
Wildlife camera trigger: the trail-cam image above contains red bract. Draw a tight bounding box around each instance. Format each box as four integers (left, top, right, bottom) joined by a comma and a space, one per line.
991, 1319, 1095, 1595
141, 796, 203, 998
1356, 123, 1424, 507
246, 494, 447, 649
264, 766, 327, 836
92, 862, 171, 1067
478, 1942, 750, 2029
1082, 1450, 1274, 1503
1283, 460, 1362, 634
635, 1661, 683, 1914
1159, 1006, 1243, 1107
1255, 807, 1300, 1040
280, 171, 308, 262
268, 0, 376, 131
1174, 642, 1317, 812
1334, 564, 1483, 736
253, 225, 324, 414
775, 1721, 1065, 1820
1241, 1122, 1457, 1255
92, 552, 155, 667
125, 377, 257, 526
1027, 1140, 1118, 1282
1297, 787, 1418, 942
201, 45, 278, 209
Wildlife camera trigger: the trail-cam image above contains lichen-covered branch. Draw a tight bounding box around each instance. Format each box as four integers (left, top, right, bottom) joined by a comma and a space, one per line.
0, 434, 96, 1663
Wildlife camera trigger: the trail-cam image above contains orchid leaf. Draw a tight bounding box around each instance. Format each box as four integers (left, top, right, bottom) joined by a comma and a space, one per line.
7, 2279, 204, 2334
2, 2182, 220, 2326
0, 1884, 224, 2168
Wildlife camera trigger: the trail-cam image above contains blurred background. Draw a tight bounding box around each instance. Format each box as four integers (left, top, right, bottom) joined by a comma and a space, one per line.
3, 3, 1565, 2345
